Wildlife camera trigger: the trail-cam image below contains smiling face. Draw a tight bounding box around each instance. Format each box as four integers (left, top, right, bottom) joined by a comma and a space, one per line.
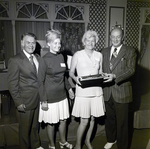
84, 36, 96, 50
110, 28, 123, 48
21, 35, 36, 54
48, 38, 61, 54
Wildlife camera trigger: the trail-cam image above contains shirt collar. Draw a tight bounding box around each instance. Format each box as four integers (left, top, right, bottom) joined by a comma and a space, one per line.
112, 44, 122, 53
23, 50, 34, 59
110, 44, 122, 59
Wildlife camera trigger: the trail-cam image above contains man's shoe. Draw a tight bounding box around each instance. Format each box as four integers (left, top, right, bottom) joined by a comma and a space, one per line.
36, 147, 44, 149
104, 141, 117, 149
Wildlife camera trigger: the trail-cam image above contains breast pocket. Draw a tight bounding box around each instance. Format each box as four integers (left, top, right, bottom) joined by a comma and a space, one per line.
120, 57, 127, 69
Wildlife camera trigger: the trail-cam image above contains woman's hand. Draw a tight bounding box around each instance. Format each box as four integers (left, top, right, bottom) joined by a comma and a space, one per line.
41, 101, 48, 111
68, 88, 75, 100
76, 76, 81, 85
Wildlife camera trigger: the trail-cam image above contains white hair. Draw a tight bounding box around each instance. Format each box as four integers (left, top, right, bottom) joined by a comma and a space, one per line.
82, 30, 99, 46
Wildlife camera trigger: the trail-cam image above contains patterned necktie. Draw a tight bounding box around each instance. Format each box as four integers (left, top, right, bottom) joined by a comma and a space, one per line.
111, 48, 117, 60
29, 55, 37, 74
110, 48, 117, 70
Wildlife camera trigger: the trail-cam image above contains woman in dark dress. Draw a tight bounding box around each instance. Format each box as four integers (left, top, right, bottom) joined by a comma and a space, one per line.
38, 29, 74, 149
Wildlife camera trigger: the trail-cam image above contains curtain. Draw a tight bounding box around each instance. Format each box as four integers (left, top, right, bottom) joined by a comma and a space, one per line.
34, 21, 50, 40
140, 25, 150, 70
15, 21, 50, 54
3, 21, 13, 67
15, 21, 32, 54
138, 25, 150, 110
54, 22, 85, 56
3, 21, 84, 66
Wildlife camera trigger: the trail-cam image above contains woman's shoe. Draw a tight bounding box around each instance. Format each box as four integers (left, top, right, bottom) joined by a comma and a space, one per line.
48, 145, 55, 149
59, 142, 73, 149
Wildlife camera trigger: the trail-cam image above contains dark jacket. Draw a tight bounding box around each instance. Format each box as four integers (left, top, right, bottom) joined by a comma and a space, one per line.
101, 45, 137, 103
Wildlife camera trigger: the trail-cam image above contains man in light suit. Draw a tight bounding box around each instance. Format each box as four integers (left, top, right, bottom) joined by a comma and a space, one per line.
7, 33, 43, 149
101, 25, 137, 149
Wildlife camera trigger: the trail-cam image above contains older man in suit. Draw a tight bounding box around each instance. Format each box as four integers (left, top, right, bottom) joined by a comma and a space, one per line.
7, 33, 43, 149
101, 26, 137, 149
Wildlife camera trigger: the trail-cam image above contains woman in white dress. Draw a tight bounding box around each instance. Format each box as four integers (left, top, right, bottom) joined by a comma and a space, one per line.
69, 30, 105, 149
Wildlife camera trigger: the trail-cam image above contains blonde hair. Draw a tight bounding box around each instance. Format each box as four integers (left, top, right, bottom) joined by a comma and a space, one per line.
45, 29, 61, 44
82, 30, 99, 46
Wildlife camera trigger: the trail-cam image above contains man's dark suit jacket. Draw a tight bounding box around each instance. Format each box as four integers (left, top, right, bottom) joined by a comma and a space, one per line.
101, 45, 137, 103
7, 51, 43, 110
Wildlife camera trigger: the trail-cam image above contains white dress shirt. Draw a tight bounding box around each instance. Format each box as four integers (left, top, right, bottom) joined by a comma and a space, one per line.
23, 50, 39, 72
110, 45, 122, 60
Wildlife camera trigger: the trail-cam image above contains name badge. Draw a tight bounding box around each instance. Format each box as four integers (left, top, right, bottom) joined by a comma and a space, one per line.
60, 63, 66, 67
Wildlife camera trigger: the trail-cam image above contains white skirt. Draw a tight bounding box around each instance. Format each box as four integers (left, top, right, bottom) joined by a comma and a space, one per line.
72, 95, 105, 118
39, 98, 70, 124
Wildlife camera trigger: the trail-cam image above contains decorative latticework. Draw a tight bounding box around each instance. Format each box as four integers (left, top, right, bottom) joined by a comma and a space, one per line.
126, 2, 150, 50
16, 2, 48, 19
145, 9, 150, 23
55, 4, 84, 21
0, 1, 9, 18
0, 0, 106, 61
54, 22, 85, 55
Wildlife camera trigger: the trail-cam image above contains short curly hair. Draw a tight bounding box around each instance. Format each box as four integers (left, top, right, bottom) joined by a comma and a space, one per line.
82, 30, 99, 46
45, 29, 61, 44
21, 32, 37, 40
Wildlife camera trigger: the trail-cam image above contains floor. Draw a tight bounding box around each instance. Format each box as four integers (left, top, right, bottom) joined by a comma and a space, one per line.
41, 128, 150, 149
0, 128, 150, 149
0, 96, 150, 149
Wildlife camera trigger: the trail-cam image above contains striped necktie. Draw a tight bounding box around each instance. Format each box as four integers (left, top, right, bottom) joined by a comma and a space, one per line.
29, 55, 37, 74
111, 48, 117, 61
110, 48, 117, 70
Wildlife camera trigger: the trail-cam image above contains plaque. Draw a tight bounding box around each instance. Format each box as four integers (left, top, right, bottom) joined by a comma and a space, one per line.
79, 74, 103, 88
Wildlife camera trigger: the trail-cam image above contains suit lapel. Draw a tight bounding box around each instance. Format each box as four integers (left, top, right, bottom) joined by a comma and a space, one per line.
111, 45, 126, 71
35, 54, 40, 73
105, 47, 111, 72
20, 51, 37, 76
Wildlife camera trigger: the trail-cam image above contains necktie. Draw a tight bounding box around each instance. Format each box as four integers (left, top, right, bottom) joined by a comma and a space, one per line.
110, 48, 117, 70
29, 55, 37, 74
111, 48, 117, 60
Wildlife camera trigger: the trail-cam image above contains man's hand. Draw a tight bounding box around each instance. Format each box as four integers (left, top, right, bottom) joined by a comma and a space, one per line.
68, 88, 75, 100
103, 73, 116, 83
41, 101, 48, 111
17, 104, 26, 112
